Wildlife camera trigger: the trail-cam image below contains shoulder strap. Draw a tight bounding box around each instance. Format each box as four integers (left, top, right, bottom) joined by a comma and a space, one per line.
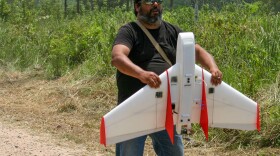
135, 20, 172, 66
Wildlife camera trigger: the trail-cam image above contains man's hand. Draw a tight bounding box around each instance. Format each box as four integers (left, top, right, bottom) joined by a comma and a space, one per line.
210, 68, 223, 86
139, 71, 161, 88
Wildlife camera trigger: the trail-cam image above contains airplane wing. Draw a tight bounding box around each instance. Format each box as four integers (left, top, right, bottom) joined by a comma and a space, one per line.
100, 32, 260, 146
100, 65, 179, 146
191, 64, 261, 130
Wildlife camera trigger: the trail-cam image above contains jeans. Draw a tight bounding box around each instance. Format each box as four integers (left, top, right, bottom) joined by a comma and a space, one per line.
116, 127, 184, 156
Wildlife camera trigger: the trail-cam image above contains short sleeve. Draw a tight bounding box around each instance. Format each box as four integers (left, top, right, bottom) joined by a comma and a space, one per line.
113, 23, 136, 50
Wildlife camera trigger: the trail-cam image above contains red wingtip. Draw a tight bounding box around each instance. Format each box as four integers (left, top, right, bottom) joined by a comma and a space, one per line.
100, 117, 107, 146
165, 70, 174, 144
256, 103, 261, 132
200, 69, 209, 141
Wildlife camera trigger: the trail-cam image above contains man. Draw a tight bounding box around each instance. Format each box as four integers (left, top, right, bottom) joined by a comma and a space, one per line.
111, 0, 223, 155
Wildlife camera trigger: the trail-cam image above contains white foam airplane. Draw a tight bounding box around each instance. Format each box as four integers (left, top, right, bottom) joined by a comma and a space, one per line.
100, 32, 260, 146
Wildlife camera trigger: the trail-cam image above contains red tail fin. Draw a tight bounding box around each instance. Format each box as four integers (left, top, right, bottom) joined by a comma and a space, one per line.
165, 70, 174, 144
257, 103, 261, 132
200, 69, 209, 141
100, 117, 106, 146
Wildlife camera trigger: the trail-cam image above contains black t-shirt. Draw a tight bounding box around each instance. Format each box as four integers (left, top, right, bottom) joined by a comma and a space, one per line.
113, 21, 182, 104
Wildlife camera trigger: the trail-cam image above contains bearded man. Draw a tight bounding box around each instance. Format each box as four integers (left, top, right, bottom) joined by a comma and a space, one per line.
111, 0, 222, 155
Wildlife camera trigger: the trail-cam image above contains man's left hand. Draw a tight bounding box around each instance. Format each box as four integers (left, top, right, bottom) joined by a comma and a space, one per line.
210, 68, 223, 86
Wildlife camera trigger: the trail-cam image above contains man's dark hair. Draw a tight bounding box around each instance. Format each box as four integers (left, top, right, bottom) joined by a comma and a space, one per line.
134, 0, 141, 16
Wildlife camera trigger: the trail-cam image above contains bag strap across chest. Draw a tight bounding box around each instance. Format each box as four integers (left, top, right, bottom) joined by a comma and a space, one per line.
135, 20, 172, 66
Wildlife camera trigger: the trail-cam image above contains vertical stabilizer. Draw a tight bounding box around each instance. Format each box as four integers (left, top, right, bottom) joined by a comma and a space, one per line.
165, 70, 174, 144
200, 69, 209, 140
100, 117, 106, 146
257, 104, 261, 132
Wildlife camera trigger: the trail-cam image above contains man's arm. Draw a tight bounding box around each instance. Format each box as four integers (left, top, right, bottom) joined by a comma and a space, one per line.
195, 44, 223, 86
111, 44, 161, 88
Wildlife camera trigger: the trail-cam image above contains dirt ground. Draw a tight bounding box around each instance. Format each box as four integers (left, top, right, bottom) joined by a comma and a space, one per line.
0, 121, 91, 156
0, 69, 279, 156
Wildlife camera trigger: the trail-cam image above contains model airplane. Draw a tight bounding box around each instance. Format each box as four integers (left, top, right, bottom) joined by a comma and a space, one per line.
100, 32, 260, 146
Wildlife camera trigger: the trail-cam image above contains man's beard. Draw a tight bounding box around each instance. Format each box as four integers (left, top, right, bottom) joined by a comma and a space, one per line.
138, 7, 162, 24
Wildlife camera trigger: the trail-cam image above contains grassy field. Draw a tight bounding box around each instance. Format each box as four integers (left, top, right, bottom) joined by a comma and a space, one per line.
0, 68, 279, 155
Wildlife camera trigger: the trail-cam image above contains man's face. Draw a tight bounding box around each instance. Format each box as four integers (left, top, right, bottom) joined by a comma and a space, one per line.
138, 1, 163, 24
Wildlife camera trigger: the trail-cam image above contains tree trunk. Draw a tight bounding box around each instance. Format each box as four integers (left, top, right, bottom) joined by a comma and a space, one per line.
90, 0, 94, 11
34, 0, 39, 7
7, 0, 14, 4
83, 0, 90, 11
64, 0, 67, 16
169, 0, 174, 9
77, 0, 80, 14
119, 0, 124, 6
107, 0, 111, 9
126, 0, 130, 11
194, 0, 198, 22
97, 0, 102, 10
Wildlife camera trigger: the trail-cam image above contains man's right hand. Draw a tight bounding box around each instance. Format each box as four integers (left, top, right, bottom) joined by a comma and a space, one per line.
139, 71, 161, 88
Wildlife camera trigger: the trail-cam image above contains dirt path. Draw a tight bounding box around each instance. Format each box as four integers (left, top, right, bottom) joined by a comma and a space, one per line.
0, 70, 102, 156
0, 122, 91, 156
